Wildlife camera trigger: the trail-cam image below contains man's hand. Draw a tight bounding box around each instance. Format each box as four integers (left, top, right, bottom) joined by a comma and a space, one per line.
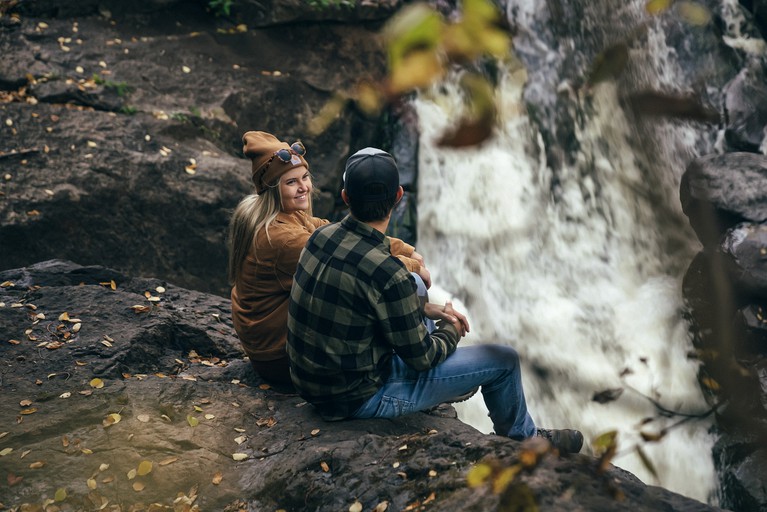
424, 301, 470, 337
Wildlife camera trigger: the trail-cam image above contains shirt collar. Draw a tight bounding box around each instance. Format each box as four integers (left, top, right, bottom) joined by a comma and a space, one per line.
341, 214, 390, 248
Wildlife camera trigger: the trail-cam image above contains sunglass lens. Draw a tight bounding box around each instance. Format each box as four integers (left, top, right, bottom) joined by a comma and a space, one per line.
275, 148, 291, 162
291, 142, 306, 156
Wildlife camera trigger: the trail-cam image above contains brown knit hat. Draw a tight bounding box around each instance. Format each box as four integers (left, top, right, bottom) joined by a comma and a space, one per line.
242, 131, 309, 194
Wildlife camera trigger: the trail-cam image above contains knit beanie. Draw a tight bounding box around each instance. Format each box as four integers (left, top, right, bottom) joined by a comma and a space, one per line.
242, 131, 309, 194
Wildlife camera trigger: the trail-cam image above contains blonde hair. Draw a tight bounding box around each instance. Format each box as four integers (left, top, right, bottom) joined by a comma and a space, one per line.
227, 173, 315, 285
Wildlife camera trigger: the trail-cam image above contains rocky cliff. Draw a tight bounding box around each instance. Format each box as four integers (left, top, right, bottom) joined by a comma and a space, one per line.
2, 0, 766, 510
0, 259, 727, 511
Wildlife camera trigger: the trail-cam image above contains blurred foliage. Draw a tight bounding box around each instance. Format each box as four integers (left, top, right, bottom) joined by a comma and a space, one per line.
308, 0, 716, 148
467, 437, 551, 511
208, 0, 235, 17
308, 0, 512, 147
308, 0, 356, 9
0, 0, 19, 17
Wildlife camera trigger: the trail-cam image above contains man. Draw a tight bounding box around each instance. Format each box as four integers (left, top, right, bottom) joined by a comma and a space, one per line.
287, 147, 583, 454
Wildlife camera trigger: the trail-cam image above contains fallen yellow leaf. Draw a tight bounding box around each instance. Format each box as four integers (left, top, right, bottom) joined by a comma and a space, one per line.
137, 460, 152, 476
103, 413, 121, 427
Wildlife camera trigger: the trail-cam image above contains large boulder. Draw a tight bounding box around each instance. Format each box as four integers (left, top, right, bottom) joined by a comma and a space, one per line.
680, 152, 767, 247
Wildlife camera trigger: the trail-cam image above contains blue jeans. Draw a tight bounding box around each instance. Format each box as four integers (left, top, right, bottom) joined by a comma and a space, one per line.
351, 343, 537, 439
411, 272, 436, 332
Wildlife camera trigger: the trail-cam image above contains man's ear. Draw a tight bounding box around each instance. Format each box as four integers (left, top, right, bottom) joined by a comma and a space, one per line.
341, 189, 350, 205
395, 186, 404, 204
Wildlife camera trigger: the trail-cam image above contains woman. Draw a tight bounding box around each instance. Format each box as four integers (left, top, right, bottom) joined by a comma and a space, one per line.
228, 131, 428, 387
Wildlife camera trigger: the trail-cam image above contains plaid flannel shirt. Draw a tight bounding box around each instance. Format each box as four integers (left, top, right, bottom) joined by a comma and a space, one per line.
287, 215, 459, 420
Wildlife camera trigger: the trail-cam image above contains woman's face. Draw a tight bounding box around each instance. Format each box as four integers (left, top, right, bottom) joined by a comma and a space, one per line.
279, 166, 312, 213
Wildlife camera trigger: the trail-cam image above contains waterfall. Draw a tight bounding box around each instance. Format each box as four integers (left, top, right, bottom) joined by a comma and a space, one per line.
411, 2, 723, 501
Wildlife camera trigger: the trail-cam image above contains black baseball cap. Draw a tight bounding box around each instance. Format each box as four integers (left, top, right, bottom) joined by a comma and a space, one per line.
343, 147, 399, 201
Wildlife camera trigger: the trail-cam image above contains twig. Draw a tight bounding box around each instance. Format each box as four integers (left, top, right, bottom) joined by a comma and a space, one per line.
0, 148, 41, 160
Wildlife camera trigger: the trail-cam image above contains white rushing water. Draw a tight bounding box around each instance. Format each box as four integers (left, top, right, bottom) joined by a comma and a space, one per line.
412, 63, 718, 502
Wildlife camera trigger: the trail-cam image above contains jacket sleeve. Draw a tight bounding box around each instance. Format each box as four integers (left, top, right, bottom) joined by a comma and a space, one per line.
388, 237, 413, 258
274, 229, 313, 279
273, 216, 327, 278
388, 237, 420, 273
376, 272, 459, 371
308, 216, 330, 230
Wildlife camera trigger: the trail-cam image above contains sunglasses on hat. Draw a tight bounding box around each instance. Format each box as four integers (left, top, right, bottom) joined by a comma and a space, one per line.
273, 141, 306, 163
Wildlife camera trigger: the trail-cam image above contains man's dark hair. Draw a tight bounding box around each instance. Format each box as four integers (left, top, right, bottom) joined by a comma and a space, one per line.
347, 184, 398, 222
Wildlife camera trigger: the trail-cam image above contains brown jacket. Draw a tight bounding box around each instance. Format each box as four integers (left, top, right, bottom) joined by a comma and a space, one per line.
231, 210, 420, 362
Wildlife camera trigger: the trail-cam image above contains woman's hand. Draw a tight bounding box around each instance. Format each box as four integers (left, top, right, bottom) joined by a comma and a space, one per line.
410, 250, 425, 266
417, 265, 432, 290
410, 251, 432, 288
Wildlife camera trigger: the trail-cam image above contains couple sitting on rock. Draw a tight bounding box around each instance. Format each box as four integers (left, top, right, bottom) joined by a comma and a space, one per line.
227, 131, 583, 454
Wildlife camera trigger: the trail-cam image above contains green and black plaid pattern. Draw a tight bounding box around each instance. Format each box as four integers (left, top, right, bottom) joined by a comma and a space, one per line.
287, 215, 459, 420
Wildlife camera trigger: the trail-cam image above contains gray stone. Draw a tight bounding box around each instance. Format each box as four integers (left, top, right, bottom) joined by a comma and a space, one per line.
680, 152, 767, 247
722, 222, 767, 298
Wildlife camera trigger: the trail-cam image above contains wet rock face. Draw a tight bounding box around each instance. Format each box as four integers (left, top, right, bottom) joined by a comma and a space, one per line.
0, 2, 390, 296
679, 118, 767, 511
745, 0, 767, 38
0, 260, 726, 511
723, 62, 767, 152
674, 4, 767, 505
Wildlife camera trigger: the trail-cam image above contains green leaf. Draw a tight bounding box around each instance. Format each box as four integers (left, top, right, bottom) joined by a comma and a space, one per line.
677, 1, 711, 26
586, 43, 630, 86
646, 0, 673, 15
466, 462, 493, 487
592, 430, 618, 456
54, 487, 67, 502
384, 3, 444, 71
